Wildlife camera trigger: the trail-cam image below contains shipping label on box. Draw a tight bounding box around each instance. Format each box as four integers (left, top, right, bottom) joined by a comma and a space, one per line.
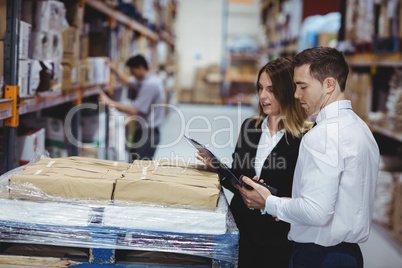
19, 21, 32, 60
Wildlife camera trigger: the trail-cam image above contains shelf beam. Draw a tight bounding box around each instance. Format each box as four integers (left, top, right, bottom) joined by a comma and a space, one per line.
347, 53, 402, 67
85, 0, 160, 41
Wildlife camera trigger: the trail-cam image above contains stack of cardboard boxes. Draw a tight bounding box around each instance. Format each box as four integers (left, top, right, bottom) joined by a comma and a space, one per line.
192, 65, 221, 105
9, 157, 221, 208
345, 71, 372, 121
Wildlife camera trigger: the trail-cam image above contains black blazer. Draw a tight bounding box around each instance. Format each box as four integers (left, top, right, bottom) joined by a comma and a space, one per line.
222, 117, 303, 267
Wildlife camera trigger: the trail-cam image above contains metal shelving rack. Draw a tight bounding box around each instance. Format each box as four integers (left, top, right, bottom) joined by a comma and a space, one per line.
0, 0, 176, 173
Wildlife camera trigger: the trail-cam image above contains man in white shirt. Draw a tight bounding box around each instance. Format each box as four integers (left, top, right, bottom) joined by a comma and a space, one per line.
240, 47, 380, 267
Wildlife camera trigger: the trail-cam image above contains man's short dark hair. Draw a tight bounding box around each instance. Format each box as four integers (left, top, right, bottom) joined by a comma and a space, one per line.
293, 47, 349, 92
126, 55, 149, 70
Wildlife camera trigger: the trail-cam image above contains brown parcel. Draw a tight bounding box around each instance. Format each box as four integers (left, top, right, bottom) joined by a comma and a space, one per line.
32, 157, 131, 172
9, 173, 117, 201
114, 172, 221, 208
20, 166, 123, 180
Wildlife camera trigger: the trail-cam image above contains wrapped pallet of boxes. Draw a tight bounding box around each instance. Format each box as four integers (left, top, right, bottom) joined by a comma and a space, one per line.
0, 157, 239, 264
114, 160, 221, 208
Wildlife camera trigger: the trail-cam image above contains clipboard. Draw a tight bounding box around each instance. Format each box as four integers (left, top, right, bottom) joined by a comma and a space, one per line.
184, 135, 278, 195
184, 135, 240, 189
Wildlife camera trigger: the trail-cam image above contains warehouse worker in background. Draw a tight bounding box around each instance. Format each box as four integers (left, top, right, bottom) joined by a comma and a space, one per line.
99, 54, 166, 161
240, 47, 380, 268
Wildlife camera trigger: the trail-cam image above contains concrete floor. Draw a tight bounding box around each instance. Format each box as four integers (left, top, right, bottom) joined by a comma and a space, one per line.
155, 103, 402, 268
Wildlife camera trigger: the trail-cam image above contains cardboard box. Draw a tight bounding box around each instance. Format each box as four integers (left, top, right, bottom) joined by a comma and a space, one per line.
0, 0, 6, 40
114, 160, 220, 208
62, 0, 83, 29
31, 31, 63, 62
9, 174, 116, 201
81, 111, 106, 145
9, 156, 129, 201
18, 60, 31, 97
15, 128, 45, 167
30, 60, 42, 95
80, 32, 89, 60
114, 174, 220, 208
61, 57, 80, 90
34, 0, 68, 32
19, 21, 32, 60
62, 27, 80, 59
21, 0, 34, 24
79, 60, 89, 86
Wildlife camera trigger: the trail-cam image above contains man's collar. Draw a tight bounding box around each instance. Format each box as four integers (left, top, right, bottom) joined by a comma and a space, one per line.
316, 100, 352, 123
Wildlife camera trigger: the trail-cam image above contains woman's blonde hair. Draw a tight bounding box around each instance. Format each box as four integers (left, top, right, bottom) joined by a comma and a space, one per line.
254, 58, 313, 138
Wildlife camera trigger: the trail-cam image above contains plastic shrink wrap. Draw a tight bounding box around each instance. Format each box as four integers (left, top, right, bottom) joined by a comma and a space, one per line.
0, 158, 239, 264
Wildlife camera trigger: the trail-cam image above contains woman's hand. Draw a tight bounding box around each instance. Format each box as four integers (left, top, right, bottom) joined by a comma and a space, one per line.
195, 151, 215, 169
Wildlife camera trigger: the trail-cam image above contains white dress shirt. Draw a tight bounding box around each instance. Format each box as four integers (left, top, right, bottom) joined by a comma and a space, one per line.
255, 116, 285, 178
264, 100, 380, 246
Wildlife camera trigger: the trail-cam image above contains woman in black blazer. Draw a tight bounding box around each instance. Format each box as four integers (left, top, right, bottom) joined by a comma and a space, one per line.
198, 58, 312, 267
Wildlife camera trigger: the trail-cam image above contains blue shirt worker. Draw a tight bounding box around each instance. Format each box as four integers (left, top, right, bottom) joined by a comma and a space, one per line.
99, 55, 166, 161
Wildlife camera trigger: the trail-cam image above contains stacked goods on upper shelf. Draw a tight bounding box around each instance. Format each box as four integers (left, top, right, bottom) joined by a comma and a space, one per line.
260, 0, 302, 57
22, 0, 69, 95
345, 71, 372, 120
343, 0, 373, 44
61, 0, 83, 91
341, 0, 402, 55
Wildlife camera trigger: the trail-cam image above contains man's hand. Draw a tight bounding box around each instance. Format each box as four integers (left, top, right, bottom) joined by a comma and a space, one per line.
237, 176, 272, 210
98, 91, 114, 106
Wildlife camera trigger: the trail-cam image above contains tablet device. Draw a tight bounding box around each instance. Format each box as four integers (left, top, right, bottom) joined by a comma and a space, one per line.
184, 135, 278, 195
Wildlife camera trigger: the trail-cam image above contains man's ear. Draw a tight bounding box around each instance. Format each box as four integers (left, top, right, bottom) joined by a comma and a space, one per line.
324, 77, 336, 94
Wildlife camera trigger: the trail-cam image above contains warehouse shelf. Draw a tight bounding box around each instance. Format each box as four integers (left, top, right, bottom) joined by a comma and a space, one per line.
369, 122, 402, 143
85, 0, 174, 45
19, 85, 109, 115
229, 52, 260, 61
0, 99, 13, 121
346, 53, 402, 67
225, 74, 256, 83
